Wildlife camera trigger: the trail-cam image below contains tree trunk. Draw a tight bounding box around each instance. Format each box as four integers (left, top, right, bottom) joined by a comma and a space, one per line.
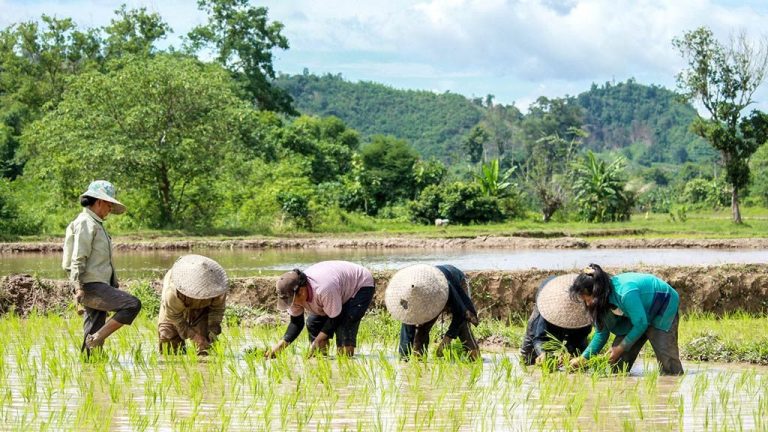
731, 187, 742, 224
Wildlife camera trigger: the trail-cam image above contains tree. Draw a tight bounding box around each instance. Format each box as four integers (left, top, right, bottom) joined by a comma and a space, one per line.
463, 125, 489, 164
359, 135, 419, 214
22, 54, 250, 228
572, 151, 633, 222
103, 5, 171, 59
673, 27, 768, 223
749, 143, 768, 206
523, 127, 586, 222
187, 0, 295, 114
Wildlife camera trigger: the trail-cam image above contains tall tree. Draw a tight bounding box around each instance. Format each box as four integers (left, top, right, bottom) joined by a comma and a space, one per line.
673, 27, 768, 223
463, 125, 489, 164
22, 54, 250, 227
359, 135, 419, 214
187, 0, 295, 114
103, 5, 171, 59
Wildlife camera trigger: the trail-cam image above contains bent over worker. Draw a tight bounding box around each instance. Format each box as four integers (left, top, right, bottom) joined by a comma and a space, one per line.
266, 260, 375, 358
158, 255, 229, 356
520, 274, 592, 365
386, 264, 480, 361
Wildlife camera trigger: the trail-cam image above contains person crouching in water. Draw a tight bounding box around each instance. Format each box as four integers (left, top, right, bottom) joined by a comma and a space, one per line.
568, 264, 683, 375
520, 274, 592, 365
265, 261, 375, 358
386, 264, 480, 361
158, 255, 229, 356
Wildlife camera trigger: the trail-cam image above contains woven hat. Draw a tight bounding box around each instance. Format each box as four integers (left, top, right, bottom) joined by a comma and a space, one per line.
170, 255, 229, 299
385, 264, 449, 325
536, 273, 592, 329
80, 180, 126, 214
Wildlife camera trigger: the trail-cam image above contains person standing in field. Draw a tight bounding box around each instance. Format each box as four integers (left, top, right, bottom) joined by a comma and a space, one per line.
568, 264, 684, 375
520, 273, 592, 365
158, 255, 229, 356
62, 180, 141, 353
266, 260, 375, 358
386, 264, 480, 361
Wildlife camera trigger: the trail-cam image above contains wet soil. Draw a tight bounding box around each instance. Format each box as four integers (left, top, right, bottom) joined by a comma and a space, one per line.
4, 236, 768, 253
3, 264, 767, 318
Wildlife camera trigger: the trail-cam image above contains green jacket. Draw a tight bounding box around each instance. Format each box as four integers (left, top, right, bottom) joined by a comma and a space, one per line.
582, 273, 679, 359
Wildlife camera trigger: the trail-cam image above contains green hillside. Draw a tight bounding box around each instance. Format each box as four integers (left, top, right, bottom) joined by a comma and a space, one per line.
274, 72, 482, 159
276, 73, 715, 166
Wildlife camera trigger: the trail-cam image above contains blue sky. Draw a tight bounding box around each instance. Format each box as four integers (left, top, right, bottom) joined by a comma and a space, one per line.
2, 0, 768, 111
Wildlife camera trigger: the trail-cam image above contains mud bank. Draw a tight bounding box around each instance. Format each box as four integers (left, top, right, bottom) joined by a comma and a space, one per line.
3, 264, 767, 319
3, 236, 768, 254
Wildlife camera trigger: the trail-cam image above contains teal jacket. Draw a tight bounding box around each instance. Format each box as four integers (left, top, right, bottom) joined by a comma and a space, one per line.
582, 273, 679, 359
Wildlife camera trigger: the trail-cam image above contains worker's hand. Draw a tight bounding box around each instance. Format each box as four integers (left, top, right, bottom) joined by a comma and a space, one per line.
608, 345, 625, 364
435, 335, 452, 358
265, 340, 288, 359
568, 356, 587, 371
191, 332, 210, 354
535, 353, 547, 365
308, 332, 330, 358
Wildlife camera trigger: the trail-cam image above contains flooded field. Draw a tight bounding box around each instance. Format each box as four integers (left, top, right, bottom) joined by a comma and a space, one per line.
1, 314, 767, 431
2, 247, 767, 278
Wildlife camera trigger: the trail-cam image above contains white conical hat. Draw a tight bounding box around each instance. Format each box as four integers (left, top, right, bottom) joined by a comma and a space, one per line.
536, 273, 592, 329
385, 264, 449, 325
170, 254, 229, 299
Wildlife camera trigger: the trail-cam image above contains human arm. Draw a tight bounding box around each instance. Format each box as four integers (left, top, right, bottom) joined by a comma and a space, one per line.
207, 294, 226, 341
266, 313, 305, 359
69, 218, 93, 284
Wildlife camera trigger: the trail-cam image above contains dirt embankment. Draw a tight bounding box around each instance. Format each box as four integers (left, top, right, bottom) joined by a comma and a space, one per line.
4, 236, 768, 254
3, 264, 767, 319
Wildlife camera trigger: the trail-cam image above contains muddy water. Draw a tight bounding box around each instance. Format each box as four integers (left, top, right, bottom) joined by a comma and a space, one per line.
2, 331, 767, 431
2, 247, 767, 278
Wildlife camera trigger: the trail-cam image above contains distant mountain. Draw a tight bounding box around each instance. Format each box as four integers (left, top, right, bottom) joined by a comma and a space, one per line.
274, 72, 482, 160
275, 73, 715, 166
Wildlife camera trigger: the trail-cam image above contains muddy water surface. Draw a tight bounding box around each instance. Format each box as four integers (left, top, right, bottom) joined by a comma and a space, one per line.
2, 247, 767, 278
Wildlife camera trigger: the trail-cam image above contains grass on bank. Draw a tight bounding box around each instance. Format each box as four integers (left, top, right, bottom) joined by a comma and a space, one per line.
10, 207, 768, 244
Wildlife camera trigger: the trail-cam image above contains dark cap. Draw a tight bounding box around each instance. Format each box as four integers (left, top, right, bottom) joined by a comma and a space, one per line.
276, 269, 304, 311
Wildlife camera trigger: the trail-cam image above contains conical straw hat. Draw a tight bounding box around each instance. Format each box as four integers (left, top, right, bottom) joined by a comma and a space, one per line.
170, 254, 229, 299
536, 273, 592, 329
385, 264, 449, 325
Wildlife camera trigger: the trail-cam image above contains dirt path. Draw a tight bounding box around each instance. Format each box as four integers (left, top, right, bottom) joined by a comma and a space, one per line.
3, 236, 768, 253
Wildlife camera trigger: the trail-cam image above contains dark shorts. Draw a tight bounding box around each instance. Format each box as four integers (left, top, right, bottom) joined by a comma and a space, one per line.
78, 281, 141, 352
306, 285, 375, 347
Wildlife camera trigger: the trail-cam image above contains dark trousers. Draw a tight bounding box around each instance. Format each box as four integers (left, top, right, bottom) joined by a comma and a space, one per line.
78, 282, 141, 352
306, 286, 374, 347
398, 317, 479, 358
612, 313, 684, 375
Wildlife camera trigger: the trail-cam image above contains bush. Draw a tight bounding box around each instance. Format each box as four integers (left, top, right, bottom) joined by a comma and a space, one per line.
409, 182, 504, 224
127, 281, 161, 318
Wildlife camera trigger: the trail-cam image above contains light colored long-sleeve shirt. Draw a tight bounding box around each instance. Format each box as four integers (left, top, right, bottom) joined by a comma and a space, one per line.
583, 273, 679, 359
287, 261, 374, 318
62, 208, 116, 286
158, 271, 226, 339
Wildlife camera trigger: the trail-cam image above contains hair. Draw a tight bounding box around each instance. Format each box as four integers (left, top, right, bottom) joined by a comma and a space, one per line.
292, 268, 308, 291
80, 195, 98, 207
568, 263, 613, 330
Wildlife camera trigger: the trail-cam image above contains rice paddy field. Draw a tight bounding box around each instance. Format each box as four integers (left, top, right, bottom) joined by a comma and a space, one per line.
1, 310, 767, 431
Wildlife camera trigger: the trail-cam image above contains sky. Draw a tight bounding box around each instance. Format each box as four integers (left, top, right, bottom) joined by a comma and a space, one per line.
2, 0, 768, 111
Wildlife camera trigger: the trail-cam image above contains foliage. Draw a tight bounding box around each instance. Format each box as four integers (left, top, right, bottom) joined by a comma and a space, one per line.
523, 127, 586, 222
463, 125, 489, 164
749, 143, 768, 206
681, 177, 729, 208
277, 191, 313, 230
572, 151, 633, 222
409, 182, 503, 224
127, 281, 161, 318
187, 0, 294, 113
474, 159, 515, 197
674, 26, 768, 223
103, 5, 170, 59
359, 135, 419, 214
22, 54, 249, 228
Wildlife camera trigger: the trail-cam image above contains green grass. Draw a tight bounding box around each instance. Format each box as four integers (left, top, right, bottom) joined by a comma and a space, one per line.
11, 207, 768, 243
0, 311, 767, 430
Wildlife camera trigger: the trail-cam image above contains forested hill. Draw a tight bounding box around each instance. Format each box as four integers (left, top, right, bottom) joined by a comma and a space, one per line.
276, 73, 713, 165
274, 73, 482, 159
